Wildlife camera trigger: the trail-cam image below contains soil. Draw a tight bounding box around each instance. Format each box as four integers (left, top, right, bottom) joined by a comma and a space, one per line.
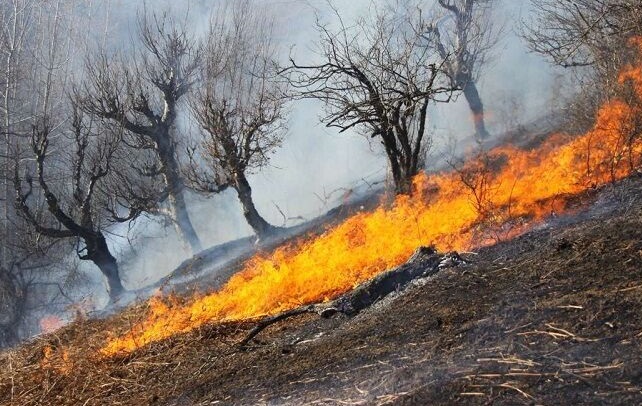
1, 175, 642, 405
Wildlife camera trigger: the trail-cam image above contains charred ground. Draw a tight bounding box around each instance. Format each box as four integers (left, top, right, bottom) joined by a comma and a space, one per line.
1, 174, 642, 405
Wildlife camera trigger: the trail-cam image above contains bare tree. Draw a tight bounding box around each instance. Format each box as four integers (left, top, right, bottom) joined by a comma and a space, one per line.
0, 0, 117, 344
0, 236, 70, 347
13, 102, 149, 302
523, 0, 642, 152
187, 2, 285, 238
76, 12, 204, 253
421, 0, 500, 140
523, 0, 642, 80
282, 4, 455, 195
0, 0, 37, 271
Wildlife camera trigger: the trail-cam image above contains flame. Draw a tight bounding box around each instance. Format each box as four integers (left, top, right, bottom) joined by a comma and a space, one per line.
40, 345, 72, 374
101, 42, 642, 356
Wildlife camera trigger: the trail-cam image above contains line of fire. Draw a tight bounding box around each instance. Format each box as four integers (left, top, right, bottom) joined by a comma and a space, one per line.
1, 1, 642, 405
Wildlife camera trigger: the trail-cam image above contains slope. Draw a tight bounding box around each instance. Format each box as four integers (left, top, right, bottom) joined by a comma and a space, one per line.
1, 173, 641, 405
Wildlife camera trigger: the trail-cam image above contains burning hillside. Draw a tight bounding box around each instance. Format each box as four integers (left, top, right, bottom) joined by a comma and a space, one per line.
2, 1, 642, 404
100, 47, 642, 356
2, 80, 642, 403
2, 162, 642, 405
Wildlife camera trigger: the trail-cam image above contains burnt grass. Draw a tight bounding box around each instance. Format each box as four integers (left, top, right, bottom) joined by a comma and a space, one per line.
2, 176, 642, 405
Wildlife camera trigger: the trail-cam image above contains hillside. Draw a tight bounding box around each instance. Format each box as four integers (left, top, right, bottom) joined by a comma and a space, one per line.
1, 172, 641, 405
2, 1, 642, 405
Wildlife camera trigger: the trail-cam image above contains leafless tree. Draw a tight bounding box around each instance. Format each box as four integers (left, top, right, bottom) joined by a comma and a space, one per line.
0, 0, 110, 344
76, 11, 204, 253
523, 0, 642, 81
523, 0, 642, 156
13, 101, 150, 303
0, 0, 38, 272
421, 0, 500, 140
282, 4, 455, 195
187, 1, 285, 238
0, 238, 70, 347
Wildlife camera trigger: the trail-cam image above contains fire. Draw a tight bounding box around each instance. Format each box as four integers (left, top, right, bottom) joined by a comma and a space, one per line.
101, 43, 642, 356
40, 345, 72, 374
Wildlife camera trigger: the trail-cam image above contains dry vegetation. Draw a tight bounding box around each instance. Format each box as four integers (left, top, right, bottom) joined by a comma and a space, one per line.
1, 172, 641, 405
2, 1, 642, 404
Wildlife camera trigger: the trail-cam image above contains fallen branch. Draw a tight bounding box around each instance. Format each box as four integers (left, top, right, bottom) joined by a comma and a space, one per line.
238, 306, 317, 347
321, 247, 464, 317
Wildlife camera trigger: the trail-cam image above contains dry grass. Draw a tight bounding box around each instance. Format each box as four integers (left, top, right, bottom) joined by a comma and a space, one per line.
1, 178, 642, 405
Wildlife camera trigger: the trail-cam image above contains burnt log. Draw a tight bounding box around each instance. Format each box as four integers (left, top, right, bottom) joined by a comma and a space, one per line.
239, 247, 465, 347
321, 247, 463, 316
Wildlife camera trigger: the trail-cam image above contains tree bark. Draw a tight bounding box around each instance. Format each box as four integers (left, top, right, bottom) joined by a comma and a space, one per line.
167, 186, 203, 253
156, 134, 203, 253
390, 155, 417, 195
234, 172, 277, 238
461, 79, 490, 140
382, 133, 414, 195
323, 247, 455, 316
85, 233, 125, 303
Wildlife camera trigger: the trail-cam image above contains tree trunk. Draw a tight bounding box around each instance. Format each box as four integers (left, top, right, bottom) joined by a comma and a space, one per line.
461, 79, 490, 140
328, 248, 463, 316
234, 172, 276, 238
384, 146, 411, 195
156, 135, 202, 253
395, 170, 415, 195
239, 248, 466, 346
167, 187, 203, 253
86, 233, 125, 303
381, 129, 419, 196
390, 156, 417, 196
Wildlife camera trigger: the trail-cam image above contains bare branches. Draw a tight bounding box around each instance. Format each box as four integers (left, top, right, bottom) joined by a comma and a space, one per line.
74, 10, 204, 252
282, 4, 455, 194
421, 0, 500, 139
187, 1, 286, 237
11, 95, 151, 300
138, 10, 202, 99
523, 0, 642, 71
523, 0, 642, 138
191, 0, 286, 174
425, 0, 500, 80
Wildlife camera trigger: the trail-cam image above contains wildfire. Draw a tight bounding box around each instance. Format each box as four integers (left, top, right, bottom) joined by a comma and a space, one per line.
101, 44, 642, 357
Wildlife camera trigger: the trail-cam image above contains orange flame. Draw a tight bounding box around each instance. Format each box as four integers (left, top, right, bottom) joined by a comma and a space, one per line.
40, 345, 72, 374
101, 42, 642, 356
